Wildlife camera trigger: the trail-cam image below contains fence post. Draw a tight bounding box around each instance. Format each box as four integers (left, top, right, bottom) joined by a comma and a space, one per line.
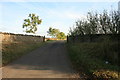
66, 36, 68, 43
43, 36, 45, 42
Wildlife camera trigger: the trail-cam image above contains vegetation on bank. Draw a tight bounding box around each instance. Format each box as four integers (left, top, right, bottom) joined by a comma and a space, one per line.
67, 9, 119, 79
66, 41, 119, 79
2, 41, 46, 66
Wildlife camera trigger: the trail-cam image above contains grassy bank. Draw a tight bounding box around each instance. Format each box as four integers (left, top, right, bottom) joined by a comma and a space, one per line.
66, 42, 119, 79
2, 41, 46, 66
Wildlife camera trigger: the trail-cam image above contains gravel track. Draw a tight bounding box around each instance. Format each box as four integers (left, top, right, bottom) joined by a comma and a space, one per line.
2, 41, 79, 78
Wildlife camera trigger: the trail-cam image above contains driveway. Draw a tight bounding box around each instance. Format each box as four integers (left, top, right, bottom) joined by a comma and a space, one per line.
2, 41, 79, 78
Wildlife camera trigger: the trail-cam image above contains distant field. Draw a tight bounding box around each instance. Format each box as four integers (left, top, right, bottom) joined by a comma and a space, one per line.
66, 42, 119, 79
2, 41, 46, 66
45, 38, 66, 41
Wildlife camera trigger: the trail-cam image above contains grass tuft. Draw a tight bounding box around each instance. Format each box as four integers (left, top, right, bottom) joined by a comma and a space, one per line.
2, 41, 46, 66
66, 42, 119, 79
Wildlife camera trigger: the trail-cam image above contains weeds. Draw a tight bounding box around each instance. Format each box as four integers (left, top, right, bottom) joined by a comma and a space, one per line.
66, 42, 119, 79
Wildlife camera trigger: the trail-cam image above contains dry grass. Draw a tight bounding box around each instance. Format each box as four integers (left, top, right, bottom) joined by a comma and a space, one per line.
66, 42, 119, 79
2, 41, 46, 66
45, 38, 66, 41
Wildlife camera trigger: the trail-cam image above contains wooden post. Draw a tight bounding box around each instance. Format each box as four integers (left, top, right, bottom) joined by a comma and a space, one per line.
67, 36, 68, 43
43, 36, 45, 42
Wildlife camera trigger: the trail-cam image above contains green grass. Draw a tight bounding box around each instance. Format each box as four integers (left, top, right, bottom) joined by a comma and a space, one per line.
2, 41, 46, 66
66, 42, 119, 79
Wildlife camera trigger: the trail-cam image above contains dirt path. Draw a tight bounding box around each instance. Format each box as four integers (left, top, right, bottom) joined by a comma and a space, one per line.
2, 41, 79, 78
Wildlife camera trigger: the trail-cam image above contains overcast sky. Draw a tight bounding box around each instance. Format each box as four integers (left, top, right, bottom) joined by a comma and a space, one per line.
0, 0, 119, 37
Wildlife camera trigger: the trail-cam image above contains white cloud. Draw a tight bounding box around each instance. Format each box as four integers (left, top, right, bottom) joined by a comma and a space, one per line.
0, 4, 2, 25
1, 1, 118, 37
48, 20, 74, 34
64, 12, 86, 20
0, 0, 119, 2
42, 9, 86, 35
47, 9, 86, 20
0, 0, 26, 2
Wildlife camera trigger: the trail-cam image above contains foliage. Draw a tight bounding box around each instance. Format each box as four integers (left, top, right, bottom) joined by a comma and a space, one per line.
56, 32, 66, 39
69, 10, 120, 36
47, 27, 66, 39
47, 27, 60, 38
23, 13, 42, 34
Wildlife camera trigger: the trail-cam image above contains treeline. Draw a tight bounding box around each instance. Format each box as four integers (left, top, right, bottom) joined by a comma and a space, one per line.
67, 10, 120, 79
69, 10, 120, 36
47, 27, 66, 39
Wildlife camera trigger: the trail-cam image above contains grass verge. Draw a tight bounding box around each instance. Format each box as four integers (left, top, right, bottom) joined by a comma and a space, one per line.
66, 42, 119, 79
2, 41, 46, 66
